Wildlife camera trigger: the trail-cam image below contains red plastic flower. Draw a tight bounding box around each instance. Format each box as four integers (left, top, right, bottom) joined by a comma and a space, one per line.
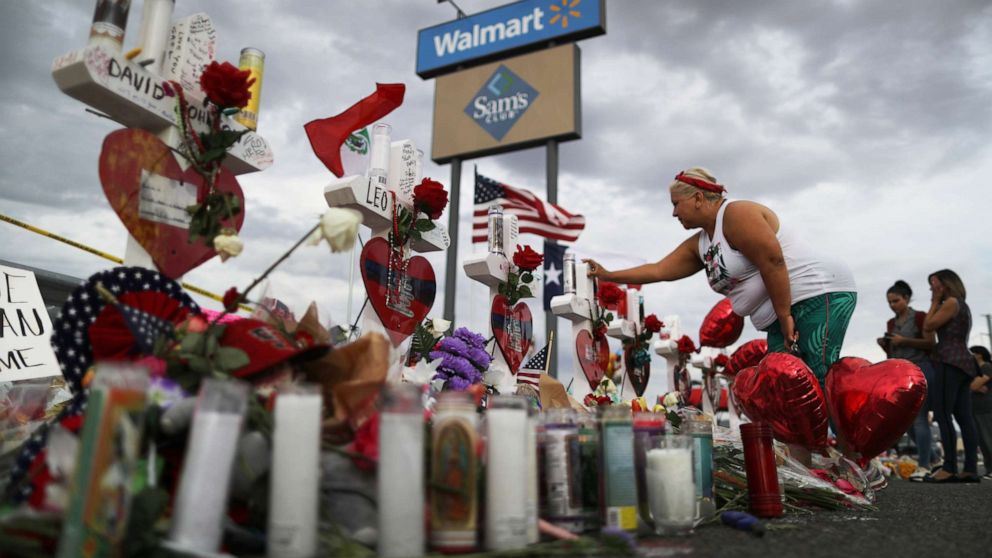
677, 335, 697, 354
223, 287, 241, 312
349, 412, 380, 471
597, 283, 624, 307
413, 178, 448, 219
513, 245, 543, 272
199, 61, 255, 108
644, 314, 664, 333
714, 354, 730, 368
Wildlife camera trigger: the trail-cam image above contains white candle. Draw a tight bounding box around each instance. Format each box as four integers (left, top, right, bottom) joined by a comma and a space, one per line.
646, 447, 695, 533
485, 398, 529, 551
168, 380, 248, 553
525, 414, 539, 544
378, 402, 425, 557
268, 388, 322, 558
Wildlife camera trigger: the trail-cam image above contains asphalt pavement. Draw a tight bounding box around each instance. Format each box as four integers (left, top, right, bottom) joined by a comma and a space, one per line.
636, 478, 992, 558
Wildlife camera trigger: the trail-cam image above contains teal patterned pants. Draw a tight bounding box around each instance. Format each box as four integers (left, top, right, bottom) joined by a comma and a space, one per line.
765, 292, 858, 387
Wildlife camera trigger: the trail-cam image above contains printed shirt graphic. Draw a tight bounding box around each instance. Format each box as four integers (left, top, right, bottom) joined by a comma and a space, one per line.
702, 242, 737, 294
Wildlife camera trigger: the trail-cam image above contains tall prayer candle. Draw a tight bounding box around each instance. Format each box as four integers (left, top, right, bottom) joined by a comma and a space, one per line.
166, 380, 249, 554
268, 385, 322, 558
600, 407, 637, 532
485, 396, 529, 550
543, 408, 584, 533
645, 435, 695, 536
525, 406, 540, 544
378, 383, 426, 558
89, 0, 131, 52
563, 253, 576, 294
488, 204, 504, 256
430, 391, 480, 552
368, 123, 391, 192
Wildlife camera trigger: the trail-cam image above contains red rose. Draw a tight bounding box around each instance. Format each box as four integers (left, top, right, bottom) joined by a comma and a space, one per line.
594, 324, 608, 340
222, 287, 241, 312
644, 314, 664, 333
413, 178, 448, 219
199, 61, 255, 108
512, 244, 543, 272
677, 335, 697, 354
349, 412, 380, 471
714, 354, 730, 368
597, 282, 624, 307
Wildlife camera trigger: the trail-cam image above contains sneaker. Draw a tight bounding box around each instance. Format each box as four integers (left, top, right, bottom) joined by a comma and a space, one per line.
982, 472, 992, 481
865, 460, 888, 490
908, 467, 931, 483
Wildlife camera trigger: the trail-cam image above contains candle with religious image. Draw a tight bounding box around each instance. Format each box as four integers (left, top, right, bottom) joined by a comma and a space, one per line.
430, 391, 480, 552
378, 383, 426, 558
234, 47, 265, 131
485, 396, 530, 550
542, 408, 584, 533
563, 253, 575, 294
166, 379, 249, 554
488, 204, 504, 255
89, 0, 131, 52
268, 384, 322, 558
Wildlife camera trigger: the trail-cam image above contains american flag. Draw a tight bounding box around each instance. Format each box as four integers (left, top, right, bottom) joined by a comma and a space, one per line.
517, 337, 553, 391
473, 172, 585, 243
116, 301, 176, 355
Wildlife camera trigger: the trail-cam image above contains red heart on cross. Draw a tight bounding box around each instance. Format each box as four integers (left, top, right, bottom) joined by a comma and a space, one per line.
360, 237, 436, 346
575, 329, 610, 391
623, 347, 650, 397
826, 357, 927, 467
98, 128, 245, 279
490, 295, 533, 373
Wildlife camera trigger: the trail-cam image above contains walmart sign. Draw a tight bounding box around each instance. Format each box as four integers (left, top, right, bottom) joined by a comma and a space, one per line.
416, 0, 605, 78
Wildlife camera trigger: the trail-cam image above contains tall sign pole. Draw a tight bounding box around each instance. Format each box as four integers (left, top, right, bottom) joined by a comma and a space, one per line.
546, 139, 559, 374
443, 157, 461, 322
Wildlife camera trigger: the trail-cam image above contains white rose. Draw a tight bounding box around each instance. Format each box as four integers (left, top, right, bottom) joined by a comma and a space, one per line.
663, 391, 680, 408
213, 232, 243, 262
431, 318, 452, 334
309, 208, 362, 253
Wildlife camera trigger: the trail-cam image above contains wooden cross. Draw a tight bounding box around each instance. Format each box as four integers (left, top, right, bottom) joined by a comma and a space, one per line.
51, 5, 273, 272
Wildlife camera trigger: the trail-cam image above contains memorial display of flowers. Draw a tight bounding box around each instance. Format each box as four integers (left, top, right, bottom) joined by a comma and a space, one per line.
498, 244, 543, 305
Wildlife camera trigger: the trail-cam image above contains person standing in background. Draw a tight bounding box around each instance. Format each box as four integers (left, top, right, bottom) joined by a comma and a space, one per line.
877, 280, 937, 481
923, 269, 980, 483
968, 346, 992, 480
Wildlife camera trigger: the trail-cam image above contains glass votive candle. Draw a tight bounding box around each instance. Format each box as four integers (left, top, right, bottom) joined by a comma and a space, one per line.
645, 434, 696, 536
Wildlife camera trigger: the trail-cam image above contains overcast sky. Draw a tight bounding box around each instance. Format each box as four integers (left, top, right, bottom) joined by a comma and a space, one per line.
1, 0, 990, 392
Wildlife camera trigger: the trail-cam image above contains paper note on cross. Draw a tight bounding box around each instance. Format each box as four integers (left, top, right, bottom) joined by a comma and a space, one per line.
51, 5, 273, 276
550, 255, 608, 401
463, 207, 533, 388
325, 124, 449, 359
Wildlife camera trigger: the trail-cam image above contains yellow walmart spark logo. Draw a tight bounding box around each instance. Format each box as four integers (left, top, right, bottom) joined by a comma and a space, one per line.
549, 0, 582, 29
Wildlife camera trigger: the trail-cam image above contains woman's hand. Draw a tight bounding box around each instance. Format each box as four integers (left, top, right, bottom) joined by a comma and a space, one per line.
780, 314, 798, 351
583, 259, 609, 279
889, 334, 905, 347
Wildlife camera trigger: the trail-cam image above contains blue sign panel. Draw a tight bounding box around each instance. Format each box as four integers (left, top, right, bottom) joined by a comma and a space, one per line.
417, 0, 605, 78
463, 65, 539, 141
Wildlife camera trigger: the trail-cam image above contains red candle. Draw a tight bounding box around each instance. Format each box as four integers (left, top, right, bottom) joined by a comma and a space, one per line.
740, 423, 783, 518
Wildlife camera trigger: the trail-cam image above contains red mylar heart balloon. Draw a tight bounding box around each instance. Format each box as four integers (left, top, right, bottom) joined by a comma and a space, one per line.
724, 339, 768, 377
826, 358, 927, 467
491, 295, 533, 373
99, 128, 245, 278
699, 297, 744, 348
732, 353, 829, 449
360, 237, 436, 346
623, 347, 650, 397
575, 329, 610, 390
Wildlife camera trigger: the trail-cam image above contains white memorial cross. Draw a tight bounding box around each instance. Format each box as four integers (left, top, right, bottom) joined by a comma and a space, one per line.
51, 4, 274, 271
549, 256, 598, 401
653, 315, 692, 403
462, 208, 523, 388
323, 124, 449, 362
605, 287, 667, 404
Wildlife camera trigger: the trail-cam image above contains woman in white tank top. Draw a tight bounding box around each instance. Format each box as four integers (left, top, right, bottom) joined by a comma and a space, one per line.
585, 167, 857, 387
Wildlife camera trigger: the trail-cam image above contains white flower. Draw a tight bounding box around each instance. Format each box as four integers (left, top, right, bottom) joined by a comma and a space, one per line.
663, 391, 680, 408
484, 364, 518, 395
402, 358, 441, 386
213, 232, 243, 262
431, 318, 452, 334
308, 208, 362, 253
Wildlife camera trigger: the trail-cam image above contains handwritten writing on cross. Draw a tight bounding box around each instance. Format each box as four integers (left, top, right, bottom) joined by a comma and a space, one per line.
463, 211, 522, 384
51, 8, 273, 271
549, 259, 598, 400
605, 287, 656, 402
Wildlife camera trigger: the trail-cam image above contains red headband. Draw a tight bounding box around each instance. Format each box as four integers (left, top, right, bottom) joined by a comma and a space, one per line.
675, 172, 726, 194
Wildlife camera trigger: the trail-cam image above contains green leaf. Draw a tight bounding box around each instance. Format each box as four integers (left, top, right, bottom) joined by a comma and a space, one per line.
215, 347, 250, 371
520, 271, 533, 283
606, 312, 614, 322
181, 332, 205, 353
186, 354, 211, 375
414, 219, 435, 232
205, 333, 218, 358
517, 285, 533, 298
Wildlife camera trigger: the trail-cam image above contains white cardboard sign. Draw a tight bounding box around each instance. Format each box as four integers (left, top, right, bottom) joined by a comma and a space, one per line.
0, 265, 61, 382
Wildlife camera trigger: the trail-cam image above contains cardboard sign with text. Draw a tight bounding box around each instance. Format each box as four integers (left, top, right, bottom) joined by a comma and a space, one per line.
0, 265, 61, 382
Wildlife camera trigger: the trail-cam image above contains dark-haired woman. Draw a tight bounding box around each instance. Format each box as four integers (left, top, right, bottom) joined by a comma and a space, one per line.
924, 269, 980, 483
877, 280, 936, 481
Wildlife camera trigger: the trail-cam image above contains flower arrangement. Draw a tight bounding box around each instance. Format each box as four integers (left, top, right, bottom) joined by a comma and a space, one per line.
622, 313, 664, 367
390, 178, 449, 248
497, 245, 543, 305
429, 327, 493, 391
583, 376, 620, 407
170, 61, 257, 253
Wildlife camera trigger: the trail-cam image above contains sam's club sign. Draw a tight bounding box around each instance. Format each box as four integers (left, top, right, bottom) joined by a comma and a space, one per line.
416, 0, 605, 78
464, 65, 538, 141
